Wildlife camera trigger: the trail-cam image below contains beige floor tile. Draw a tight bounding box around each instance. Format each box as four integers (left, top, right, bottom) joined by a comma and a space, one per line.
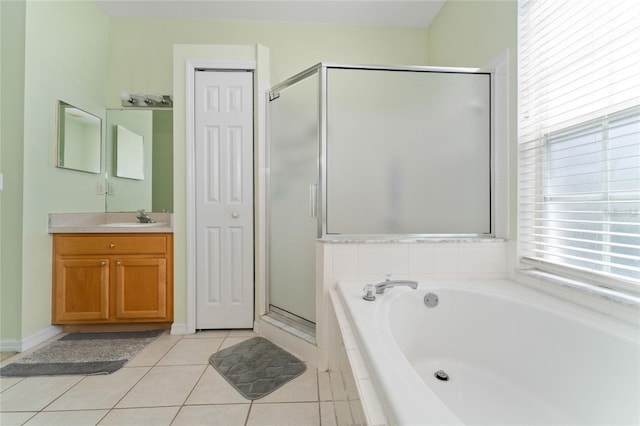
45, 367, 149, 411
218, 336, 254, 351
320, 401, 338, 426
255, 365, 318, 403
24, 409, 108, 426
0, 352, 18, 362
98, 406, 179, 426
0, 376, 23, 392
116, 365, 205, 408
185, 366, 249, 405
172, 404, 250, 426
0, 412, 37, 426
183, 330, 229, 339
318, 370, 333, 401
126, 334, 180, 367
0, 375, 82, 411
157, 338, 224, 366
247, 402, 320, 426
227, 329, 258, 337
0, 335, 343, 426
332, 400, 353, 426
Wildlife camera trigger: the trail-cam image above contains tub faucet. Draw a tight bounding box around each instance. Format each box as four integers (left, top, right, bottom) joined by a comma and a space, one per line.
375, 277, 418, 294
136, 209, 154, 223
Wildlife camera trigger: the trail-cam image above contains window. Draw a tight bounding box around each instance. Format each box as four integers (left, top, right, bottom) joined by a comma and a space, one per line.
518, 0, 640, 291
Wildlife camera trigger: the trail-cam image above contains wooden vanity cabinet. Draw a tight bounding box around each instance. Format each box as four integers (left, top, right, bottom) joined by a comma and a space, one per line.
52, 233, 173, 325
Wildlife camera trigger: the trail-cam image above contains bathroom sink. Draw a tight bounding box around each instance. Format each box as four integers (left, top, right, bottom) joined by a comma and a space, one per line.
100, 222, 167, 227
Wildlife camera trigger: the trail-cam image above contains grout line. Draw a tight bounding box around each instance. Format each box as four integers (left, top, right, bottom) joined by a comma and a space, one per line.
107, 332, 182, 415
244, 401, 254, 426
39, 375, 85, 413
180, 346, 213, 407
169, 404, 183, 425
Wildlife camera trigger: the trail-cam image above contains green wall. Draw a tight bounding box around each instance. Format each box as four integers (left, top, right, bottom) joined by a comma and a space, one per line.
427, 0, 518, 237
107, 17, 429, 108
0, 2, 430, 345
0, 0, 109, 343
152, 110, 173, 213
0, 0, 26, 343
108, 17, 432, 328
1, 0, 519, 345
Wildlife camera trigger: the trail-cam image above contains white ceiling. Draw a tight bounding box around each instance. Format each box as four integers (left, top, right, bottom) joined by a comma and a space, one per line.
94, 0, 445, 28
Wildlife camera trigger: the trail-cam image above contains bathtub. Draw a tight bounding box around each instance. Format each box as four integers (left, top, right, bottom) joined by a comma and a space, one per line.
333, 279, 640, 425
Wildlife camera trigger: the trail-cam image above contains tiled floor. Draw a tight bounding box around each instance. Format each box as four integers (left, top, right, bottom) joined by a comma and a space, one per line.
0, 330, 337, 426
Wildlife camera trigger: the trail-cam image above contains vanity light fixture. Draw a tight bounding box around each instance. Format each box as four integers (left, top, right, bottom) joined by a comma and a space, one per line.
119, 91, 173, 108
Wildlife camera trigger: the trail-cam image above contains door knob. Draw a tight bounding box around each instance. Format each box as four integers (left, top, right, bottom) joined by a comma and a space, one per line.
232, 211, 239, 218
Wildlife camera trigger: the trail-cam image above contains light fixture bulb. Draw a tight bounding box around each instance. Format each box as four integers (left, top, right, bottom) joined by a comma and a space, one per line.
120, 91, 134, 103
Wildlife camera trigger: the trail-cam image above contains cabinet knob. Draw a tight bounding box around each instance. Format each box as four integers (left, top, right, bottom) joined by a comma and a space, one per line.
116, 261, 121, 266
232, 211, 239, 218
100, 260, 106, 266
109, 243, 115, 248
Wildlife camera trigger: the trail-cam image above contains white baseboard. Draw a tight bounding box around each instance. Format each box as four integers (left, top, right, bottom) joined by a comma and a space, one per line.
0, 325, 62, 353
0, 338, 21, 353
170, 323, 190, 335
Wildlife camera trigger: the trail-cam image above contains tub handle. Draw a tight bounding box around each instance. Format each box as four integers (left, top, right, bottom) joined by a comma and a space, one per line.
362, 283, 376, 301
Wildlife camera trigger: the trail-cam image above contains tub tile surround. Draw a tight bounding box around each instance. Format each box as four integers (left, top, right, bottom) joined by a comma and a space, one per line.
314, 239, 509, 372
327, 293, 372, 426
48, 212, 174, 233
323, 238, 639, 425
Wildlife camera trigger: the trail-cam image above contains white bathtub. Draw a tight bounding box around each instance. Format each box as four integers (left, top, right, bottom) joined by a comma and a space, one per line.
334, 280, 640, 425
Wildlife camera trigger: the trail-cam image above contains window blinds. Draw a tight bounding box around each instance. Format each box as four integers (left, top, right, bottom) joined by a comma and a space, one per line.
518, 0, 640, 288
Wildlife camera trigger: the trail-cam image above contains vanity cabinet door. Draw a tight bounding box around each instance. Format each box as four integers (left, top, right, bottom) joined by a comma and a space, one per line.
53, 258, 109, 322
114, 257, 167, 320
52, 233, 173, 325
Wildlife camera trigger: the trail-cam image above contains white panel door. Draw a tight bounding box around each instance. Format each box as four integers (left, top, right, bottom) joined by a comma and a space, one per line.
195, 70, 254, 329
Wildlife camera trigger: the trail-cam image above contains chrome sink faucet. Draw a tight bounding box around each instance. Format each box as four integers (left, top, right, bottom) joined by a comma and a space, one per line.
374, 275, 418, 294
136, 209, 155, 223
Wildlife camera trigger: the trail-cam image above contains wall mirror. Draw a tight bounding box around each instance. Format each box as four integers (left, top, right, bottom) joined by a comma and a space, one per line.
56, 101, 101, 174
105, 109, 173, 212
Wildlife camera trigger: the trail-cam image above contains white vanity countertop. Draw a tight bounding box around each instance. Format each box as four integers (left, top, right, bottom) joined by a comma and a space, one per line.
48, 212, 174, 233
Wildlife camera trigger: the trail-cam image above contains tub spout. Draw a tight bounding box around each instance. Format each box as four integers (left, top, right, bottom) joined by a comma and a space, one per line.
375, 279, 418, 294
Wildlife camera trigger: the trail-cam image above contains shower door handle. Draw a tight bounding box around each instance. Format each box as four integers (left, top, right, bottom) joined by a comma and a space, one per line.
309, 184, 318, 218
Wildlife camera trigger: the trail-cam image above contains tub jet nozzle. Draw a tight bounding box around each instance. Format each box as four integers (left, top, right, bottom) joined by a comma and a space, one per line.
434, 370, 450, 381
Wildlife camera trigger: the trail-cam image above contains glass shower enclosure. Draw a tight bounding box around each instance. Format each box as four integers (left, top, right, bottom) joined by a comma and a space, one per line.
267, 64, 493, 327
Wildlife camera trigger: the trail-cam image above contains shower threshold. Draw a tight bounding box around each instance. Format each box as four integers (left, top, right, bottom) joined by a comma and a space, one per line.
264, 306, 316, 344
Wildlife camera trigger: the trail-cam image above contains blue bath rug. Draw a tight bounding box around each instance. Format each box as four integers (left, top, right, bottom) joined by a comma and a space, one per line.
209, 336, 306, 400
0, 329, 163, 377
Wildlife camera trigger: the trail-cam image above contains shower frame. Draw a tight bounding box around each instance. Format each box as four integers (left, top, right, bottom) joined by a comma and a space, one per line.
265, 62, 496, 328
268, 62, 496, 241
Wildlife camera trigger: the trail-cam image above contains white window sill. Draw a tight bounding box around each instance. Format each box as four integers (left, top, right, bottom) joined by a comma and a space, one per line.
516, 268, 640, 308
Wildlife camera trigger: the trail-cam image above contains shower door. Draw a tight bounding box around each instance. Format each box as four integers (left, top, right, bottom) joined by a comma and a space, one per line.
268, 72, 319, 323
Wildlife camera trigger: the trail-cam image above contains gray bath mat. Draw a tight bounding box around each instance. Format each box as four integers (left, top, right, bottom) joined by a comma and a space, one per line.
209, 336, 306, 400
0, 329, 163, 377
